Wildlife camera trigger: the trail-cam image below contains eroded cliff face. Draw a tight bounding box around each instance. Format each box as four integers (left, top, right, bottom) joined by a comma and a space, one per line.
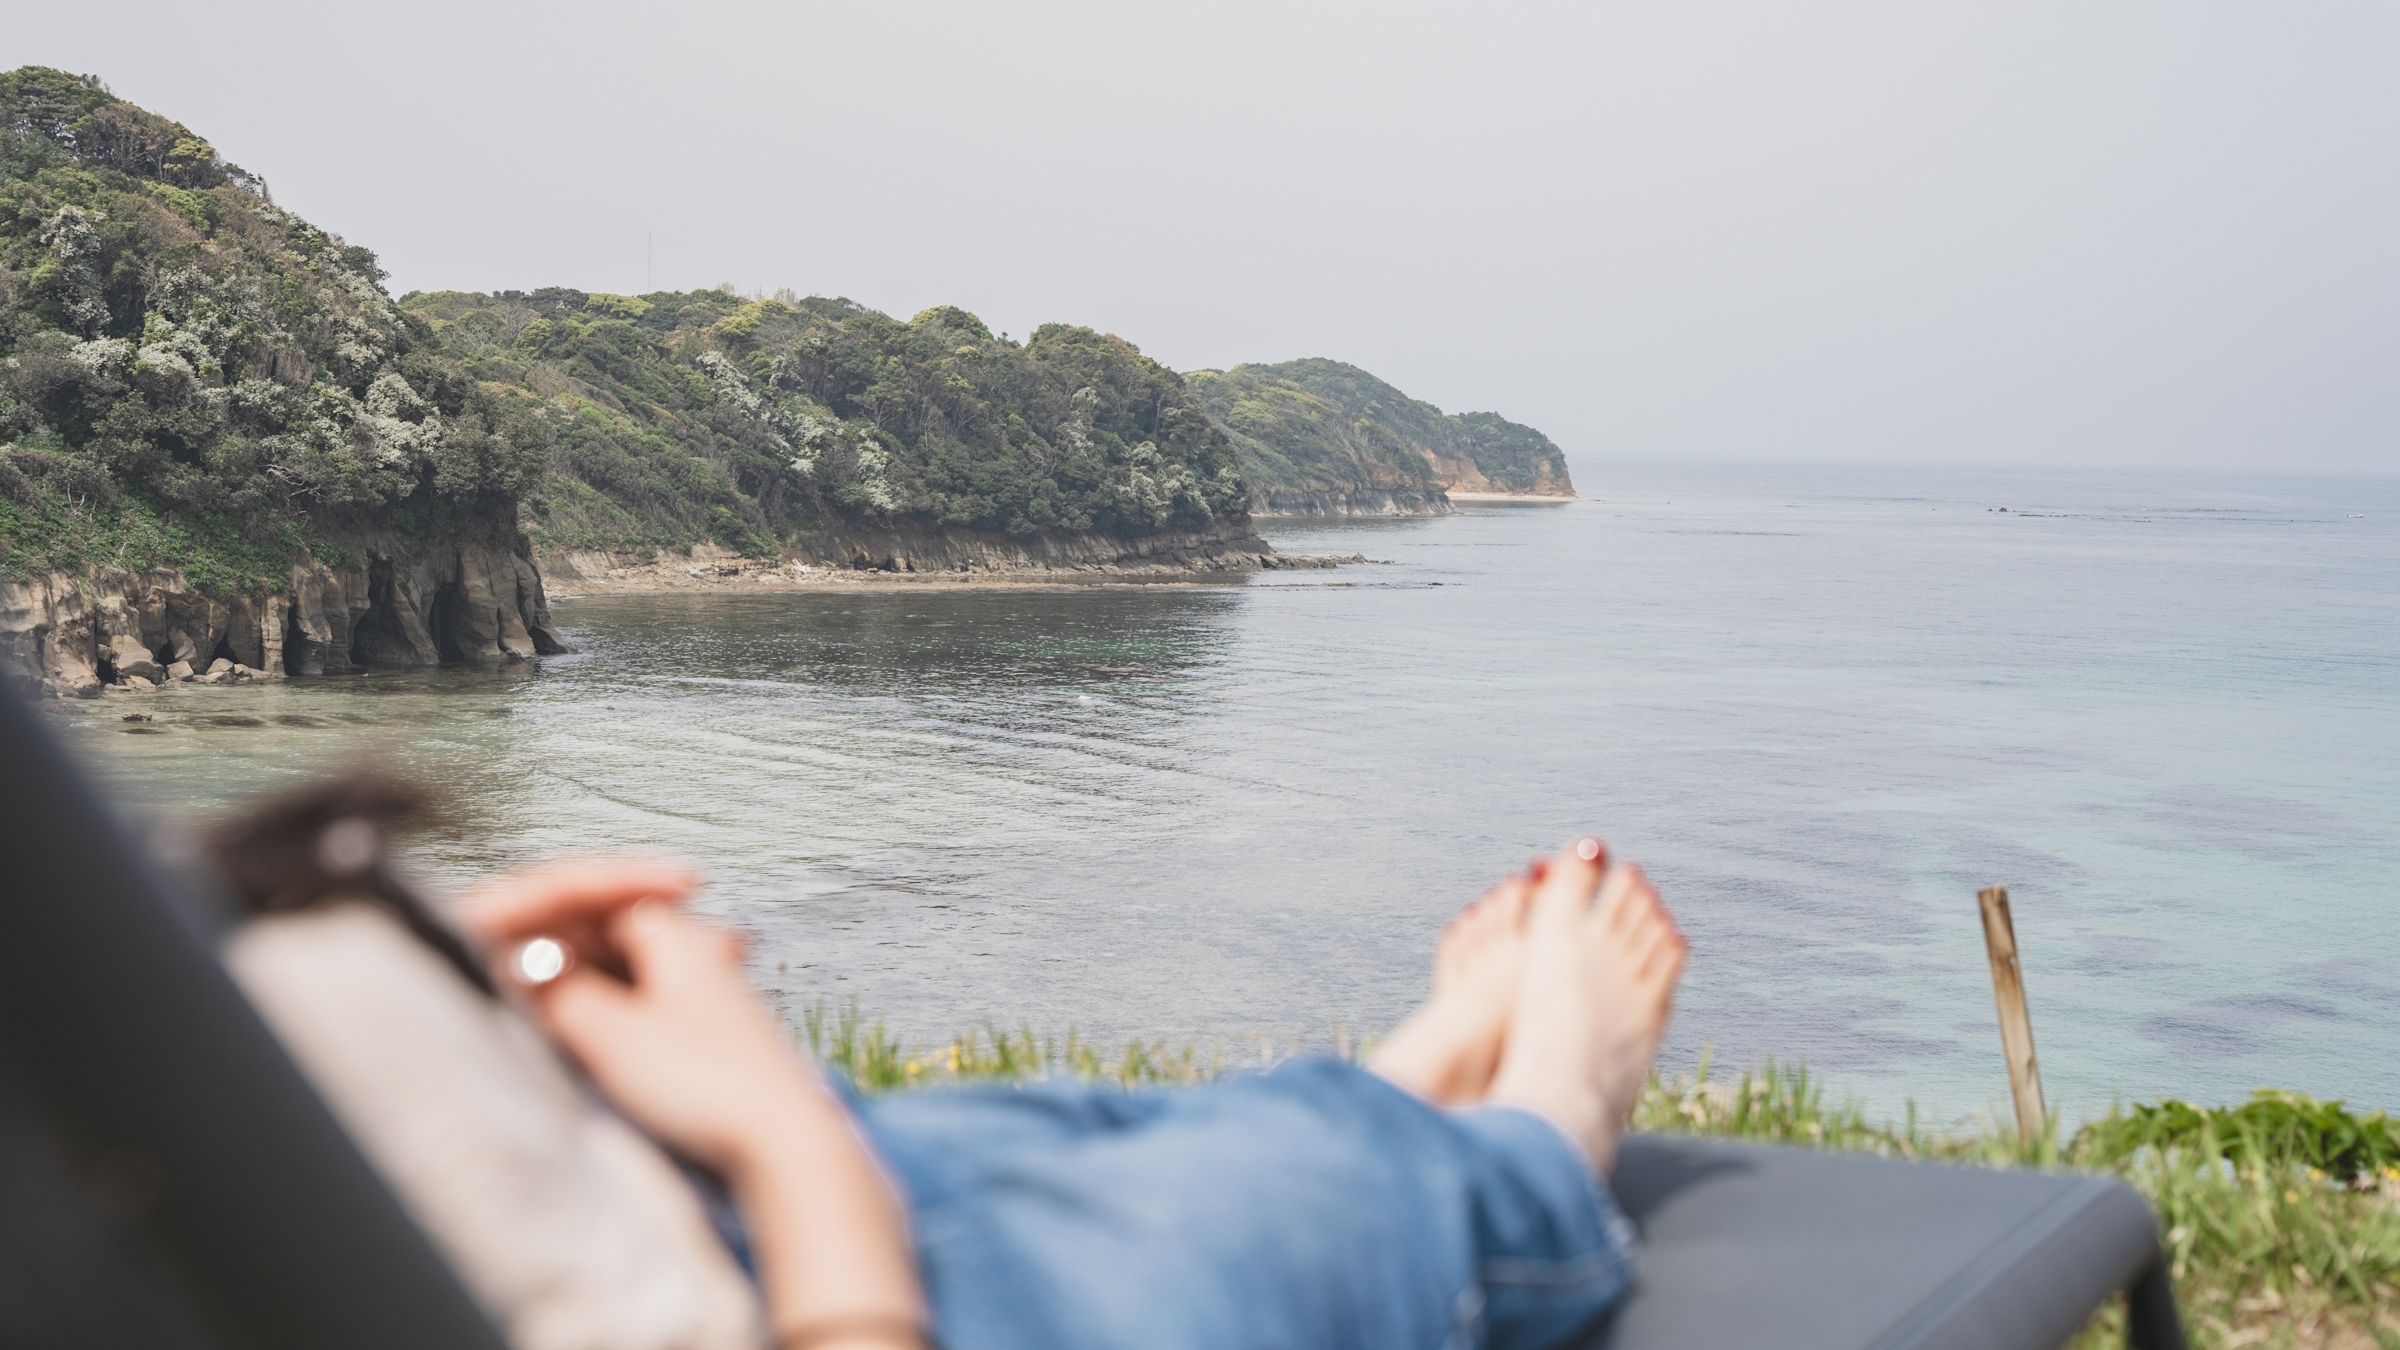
1419, 447, 1575, 498
0, 534, 566, 700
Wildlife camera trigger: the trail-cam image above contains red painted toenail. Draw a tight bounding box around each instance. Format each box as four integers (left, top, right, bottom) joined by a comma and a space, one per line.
1527, 859, 1549, 881
1574, 837, 1603, 862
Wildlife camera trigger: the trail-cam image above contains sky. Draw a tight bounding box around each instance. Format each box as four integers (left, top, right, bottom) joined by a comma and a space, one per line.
15, 1, 2398, 476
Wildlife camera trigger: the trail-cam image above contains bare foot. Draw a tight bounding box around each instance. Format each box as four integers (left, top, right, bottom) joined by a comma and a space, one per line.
1486, 838, 1687, 1174
1368, 874, 1532, 1105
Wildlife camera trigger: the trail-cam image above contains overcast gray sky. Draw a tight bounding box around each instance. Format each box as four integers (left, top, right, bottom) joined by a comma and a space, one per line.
16, 2, 2398, 475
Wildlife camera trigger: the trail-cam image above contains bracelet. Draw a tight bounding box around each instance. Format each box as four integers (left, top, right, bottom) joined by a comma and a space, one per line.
777, 1313, 934, 1350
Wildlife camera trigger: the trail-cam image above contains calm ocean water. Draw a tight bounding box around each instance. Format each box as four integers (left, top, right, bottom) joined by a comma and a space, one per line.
53, 461, 2400, 1123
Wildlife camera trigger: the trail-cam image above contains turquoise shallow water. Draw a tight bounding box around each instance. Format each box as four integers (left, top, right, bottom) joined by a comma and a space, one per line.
53, 460, 2400, 1124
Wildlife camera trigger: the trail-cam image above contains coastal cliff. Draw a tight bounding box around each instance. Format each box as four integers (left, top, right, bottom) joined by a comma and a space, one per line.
1189, 359, 1574, 514
0, 531, 564, 699
0, 67, 1296, 699
0, 68, 572, 694
1416, 415, 1576, 498
1187, 365, 1456, 517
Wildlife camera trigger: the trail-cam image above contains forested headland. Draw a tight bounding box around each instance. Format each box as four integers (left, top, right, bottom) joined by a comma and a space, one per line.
0, 68, 1270, 689
1189, 358, 1575, 516
0, 67, 1255, 577
407, 289, 1250, 560
0, 65, 1581, 690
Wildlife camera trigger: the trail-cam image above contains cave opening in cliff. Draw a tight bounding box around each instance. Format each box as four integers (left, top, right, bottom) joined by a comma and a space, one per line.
280, 605, 316, 676
428, 582, 467, 664
350, 560, 430, 667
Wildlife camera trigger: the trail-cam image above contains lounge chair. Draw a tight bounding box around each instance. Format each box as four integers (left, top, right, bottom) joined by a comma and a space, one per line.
1595, 1135, 2181, 1348
0, 684, 2181, 1348
0, 683, 507, 1348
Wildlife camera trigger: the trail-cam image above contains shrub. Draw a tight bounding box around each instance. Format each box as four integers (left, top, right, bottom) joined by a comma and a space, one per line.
0, 66, 545, 586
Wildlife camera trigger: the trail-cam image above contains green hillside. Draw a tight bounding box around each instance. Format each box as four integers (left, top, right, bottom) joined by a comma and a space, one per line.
404, 290, 1249, 556
1190, 358, 1574, 499
0, 67, 1252, 589
0, 67, 544, 588
1184, 365, 1438, 500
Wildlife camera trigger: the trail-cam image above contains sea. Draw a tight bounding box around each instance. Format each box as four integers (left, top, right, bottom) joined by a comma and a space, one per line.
48, 460, 2400, 1125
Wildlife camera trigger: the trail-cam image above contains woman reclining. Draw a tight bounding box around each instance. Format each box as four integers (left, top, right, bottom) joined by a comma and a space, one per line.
450, 836, 1688, 1350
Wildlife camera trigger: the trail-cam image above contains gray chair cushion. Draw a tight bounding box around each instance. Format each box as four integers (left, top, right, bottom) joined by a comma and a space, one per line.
1591, 1134, 2182, 1350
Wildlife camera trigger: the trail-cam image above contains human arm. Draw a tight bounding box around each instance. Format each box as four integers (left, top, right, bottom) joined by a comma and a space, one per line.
460, 865, 925, 1350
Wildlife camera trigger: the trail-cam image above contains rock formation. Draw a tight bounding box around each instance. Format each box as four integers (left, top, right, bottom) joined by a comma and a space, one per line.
0, 534, 565, 700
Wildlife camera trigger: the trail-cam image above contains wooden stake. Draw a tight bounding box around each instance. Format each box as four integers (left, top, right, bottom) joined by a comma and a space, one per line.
1977, 885, 2047, 1145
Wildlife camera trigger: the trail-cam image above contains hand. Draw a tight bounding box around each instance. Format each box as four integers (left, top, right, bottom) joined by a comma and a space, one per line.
534, 901, 825, 1177
457, 857, 701, 979
458, 860, 823, 1178
458, 860, 925, 1337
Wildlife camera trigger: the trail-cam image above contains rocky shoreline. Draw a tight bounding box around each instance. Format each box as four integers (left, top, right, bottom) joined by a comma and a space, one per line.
1445, 491, 1578, 503
1248, 488, 1457, 518
1245, 488, 1580, 517
0, 519, 1365, 698
0, 532, 566, 701
541, 524, 1362, 598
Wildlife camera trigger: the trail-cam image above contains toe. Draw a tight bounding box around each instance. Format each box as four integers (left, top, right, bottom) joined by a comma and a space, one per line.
1593, 862, 1647, 935
1629, 891, 1688, 987
1486, 873, 1534, 927
1528, 837, 1608, 928
1438, 874, 1538, 988
1434, 927, 1471, 988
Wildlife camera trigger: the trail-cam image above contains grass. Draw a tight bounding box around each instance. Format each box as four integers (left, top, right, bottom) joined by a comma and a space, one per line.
799, 1008, 2400, 1349
801, 1003, 1219, 1092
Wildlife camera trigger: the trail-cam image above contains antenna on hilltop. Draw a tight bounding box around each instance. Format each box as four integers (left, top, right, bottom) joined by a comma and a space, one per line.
646, 232, 653, 292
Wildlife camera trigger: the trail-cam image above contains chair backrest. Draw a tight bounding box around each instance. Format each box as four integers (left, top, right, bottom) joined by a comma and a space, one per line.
0, 683, 508, 1350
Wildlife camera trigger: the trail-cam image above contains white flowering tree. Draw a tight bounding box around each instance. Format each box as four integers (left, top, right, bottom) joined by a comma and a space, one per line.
0, 67, 551, 584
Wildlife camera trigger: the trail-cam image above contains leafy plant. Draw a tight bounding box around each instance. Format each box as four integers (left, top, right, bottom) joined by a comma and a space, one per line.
2077, 1089, 2400, 1182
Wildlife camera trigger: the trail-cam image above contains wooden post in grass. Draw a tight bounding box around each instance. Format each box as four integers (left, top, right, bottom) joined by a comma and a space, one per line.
1977, 885, 2048, 1145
